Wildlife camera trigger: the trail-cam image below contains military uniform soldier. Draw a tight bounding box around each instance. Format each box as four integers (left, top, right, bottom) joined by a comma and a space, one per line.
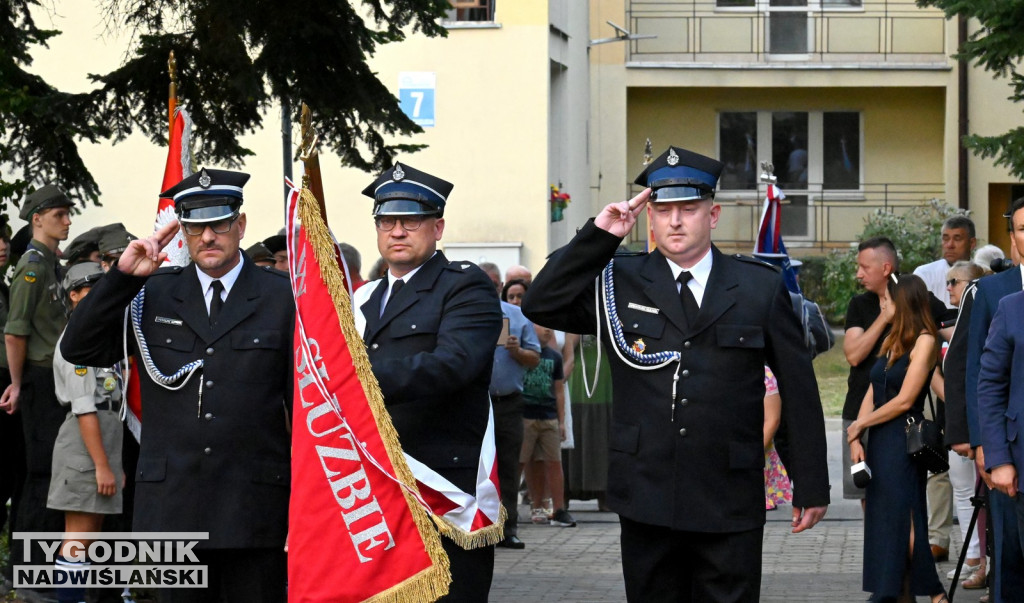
61, 169, 293, 603
0, 184, 74, 585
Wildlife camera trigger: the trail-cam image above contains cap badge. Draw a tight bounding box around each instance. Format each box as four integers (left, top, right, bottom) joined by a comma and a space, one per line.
631, 338, 646, 354
667, 148, 679, 166
198, 169, 212, 189
392, 164, 405, 182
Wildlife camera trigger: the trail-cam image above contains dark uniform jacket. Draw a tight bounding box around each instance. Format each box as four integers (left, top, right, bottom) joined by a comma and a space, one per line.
356, 252, 501, 495
60, 257, 293, 549
522, 221, 830, 533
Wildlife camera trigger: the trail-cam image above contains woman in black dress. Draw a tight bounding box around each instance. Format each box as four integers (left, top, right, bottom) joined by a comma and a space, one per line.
847, 274, 948, 603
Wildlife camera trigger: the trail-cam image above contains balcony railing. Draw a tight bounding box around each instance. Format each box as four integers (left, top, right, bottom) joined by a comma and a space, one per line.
626, 0, 949, 65
624, 181, 947, 252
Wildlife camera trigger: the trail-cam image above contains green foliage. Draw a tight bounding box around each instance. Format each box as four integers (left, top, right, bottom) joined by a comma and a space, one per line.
0, 0, 109, 217
90, 0, 452, 172
818, 199, 966, 321
917, 0, 1024, 180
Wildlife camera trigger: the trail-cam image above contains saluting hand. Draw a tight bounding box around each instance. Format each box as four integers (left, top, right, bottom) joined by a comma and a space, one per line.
594, 189, 651, 238
118, 220, 180, 277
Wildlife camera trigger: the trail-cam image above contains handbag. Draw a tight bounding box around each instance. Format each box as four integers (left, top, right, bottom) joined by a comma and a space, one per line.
905, 388, 949, 474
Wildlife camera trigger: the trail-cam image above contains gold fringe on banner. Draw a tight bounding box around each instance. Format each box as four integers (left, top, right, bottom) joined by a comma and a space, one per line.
297, 189, 451, 603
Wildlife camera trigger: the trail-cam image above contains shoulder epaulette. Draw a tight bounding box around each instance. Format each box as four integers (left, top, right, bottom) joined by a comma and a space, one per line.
23, 248, 43, 263
733, 254, 781, 272
447, 260, 475, 272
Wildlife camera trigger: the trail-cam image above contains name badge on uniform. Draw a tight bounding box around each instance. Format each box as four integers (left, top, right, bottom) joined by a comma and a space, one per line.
627, 302, 660, 315
155, 316, 184, 326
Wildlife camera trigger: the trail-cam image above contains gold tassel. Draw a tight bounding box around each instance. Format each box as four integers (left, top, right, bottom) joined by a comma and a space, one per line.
298, 190, 451, 602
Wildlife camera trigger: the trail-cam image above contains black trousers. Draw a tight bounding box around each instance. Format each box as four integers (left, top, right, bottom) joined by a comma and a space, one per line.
158, 548, 286, 603
12, 365, 65, 567
619, 515, 763, 603
437, 537, 494, 602
492, 394, 524, 538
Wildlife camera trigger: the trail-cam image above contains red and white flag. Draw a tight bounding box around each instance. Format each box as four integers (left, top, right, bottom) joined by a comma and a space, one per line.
286, 182, 451, 602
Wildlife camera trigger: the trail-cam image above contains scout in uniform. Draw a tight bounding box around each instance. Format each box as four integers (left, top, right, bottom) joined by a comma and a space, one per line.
60, 168, 293, 603
244, 241, 275, 268
523, 147, 830, 602
97, 224, 136, 272
47, 262, 123, 603
0, 185, 74, 583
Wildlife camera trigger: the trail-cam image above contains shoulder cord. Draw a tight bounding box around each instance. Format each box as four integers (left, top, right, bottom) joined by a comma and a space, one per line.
129, 287, 204, 392
581, 260, 683, 411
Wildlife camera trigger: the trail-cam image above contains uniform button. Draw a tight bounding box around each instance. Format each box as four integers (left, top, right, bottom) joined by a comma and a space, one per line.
204, 413, 213, 421
680, 398, 689, 406
679, 428, 688, 437
632, 323, 639, 329
739, 336, 746, 343
453, 456, 459, 462
165, 338, 172, 344
684, 341, 691, 349
253, 338, 260, 344
681, 369, 690, 377
204, 447, 212, 455
371, 343, 379, 350
205, 380, 214, 388
206, 347, 214, 356
411, 324, 417, 330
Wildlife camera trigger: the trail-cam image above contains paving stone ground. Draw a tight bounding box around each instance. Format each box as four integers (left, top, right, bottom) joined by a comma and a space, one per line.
491, 419, 985, 602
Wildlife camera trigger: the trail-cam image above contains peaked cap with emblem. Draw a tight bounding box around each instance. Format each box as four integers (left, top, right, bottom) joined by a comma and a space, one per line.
245, 241, 274, 263
63, 261, 104, 292
160, 168, 250, 223
98, 223, 137, 257
361, 162, 453, 217
633, 146, 724, 203
20, 184, 74, 220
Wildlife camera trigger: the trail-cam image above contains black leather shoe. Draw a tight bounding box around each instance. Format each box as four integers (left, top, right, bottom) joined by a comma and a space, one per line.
497, 535, 525, 549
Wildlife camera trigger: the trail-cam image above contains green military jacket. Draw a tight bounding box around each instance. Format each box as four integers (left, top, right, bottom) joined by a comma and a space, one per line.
5, 240, 68, 366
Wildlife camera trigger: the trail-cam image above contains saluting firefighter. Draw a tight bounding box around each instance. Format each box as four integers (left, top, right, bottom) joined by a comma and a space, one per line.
47, 262, 124, 603
60, 168, 293, 603
0, 185, 74, 589
522, 147, 830, 602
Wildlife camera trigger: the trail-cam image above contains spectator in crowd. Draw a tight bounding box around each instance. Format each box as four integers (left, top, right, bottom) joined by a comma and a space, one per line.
338, 242, 365, 290
63, 227, 104, 267
244, 241, 276, 268
847, 274, 948, 603
48, 262, 123, 603
913, 216, 975, 562
966, 196, 1024, 602
763, 366, 792, 511
520, 322, 575, 528
367, 256, 388, 283
933, 260, 988, 589
0, 186, 74, 601
61, 168, 294, 603
973, 244, 1005, 275
262, 232, 287, 272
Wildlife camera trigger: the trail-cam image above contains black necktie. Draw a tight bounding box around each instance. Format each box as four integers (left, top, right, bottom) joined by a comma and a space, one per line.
209, 280, 224, 325
677, 272, 700, 326
383, 279, 404, 316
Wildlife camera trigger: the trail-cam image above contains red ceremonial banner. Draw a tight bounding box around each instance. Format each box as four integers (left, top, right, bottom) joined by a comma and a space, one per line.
286, 187, 450, 603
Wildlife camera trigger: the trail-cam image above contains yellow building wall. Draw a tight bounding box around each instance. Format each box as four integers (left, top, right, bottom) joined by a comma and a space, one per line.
21, 3, 552, 276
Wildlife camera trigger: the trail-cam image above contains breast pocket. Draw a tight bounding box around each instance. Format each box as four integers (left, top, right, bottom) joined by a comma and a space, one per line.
230, 329, 284, 382
147, 324, 197, 354
619, 310, 666, 340
389, 314, 439, 340
715, 324, 765, 349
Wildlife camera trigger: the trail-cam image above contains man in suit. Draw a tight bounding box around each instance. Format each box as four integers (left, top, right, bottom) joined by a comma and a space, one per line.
965, 196, 1024, 602
60, 168, 293, 603
522, 146, 829, 602
352, 162, 502, 601
977, 290, 1024, 569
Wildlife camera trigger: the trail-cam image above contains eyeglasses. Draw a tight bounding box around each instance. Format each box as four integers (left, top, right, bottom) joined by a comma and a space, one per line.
182, 215, 239, 237
374, 216, 429, 232
946, 278, 967, 287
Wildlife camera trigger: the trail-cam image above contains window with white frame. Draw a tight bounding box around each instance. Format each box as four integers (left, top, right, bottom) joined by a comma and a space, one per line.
719, 110, 862, 238
715, 0, 863, 53
444, 0, 495, 22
